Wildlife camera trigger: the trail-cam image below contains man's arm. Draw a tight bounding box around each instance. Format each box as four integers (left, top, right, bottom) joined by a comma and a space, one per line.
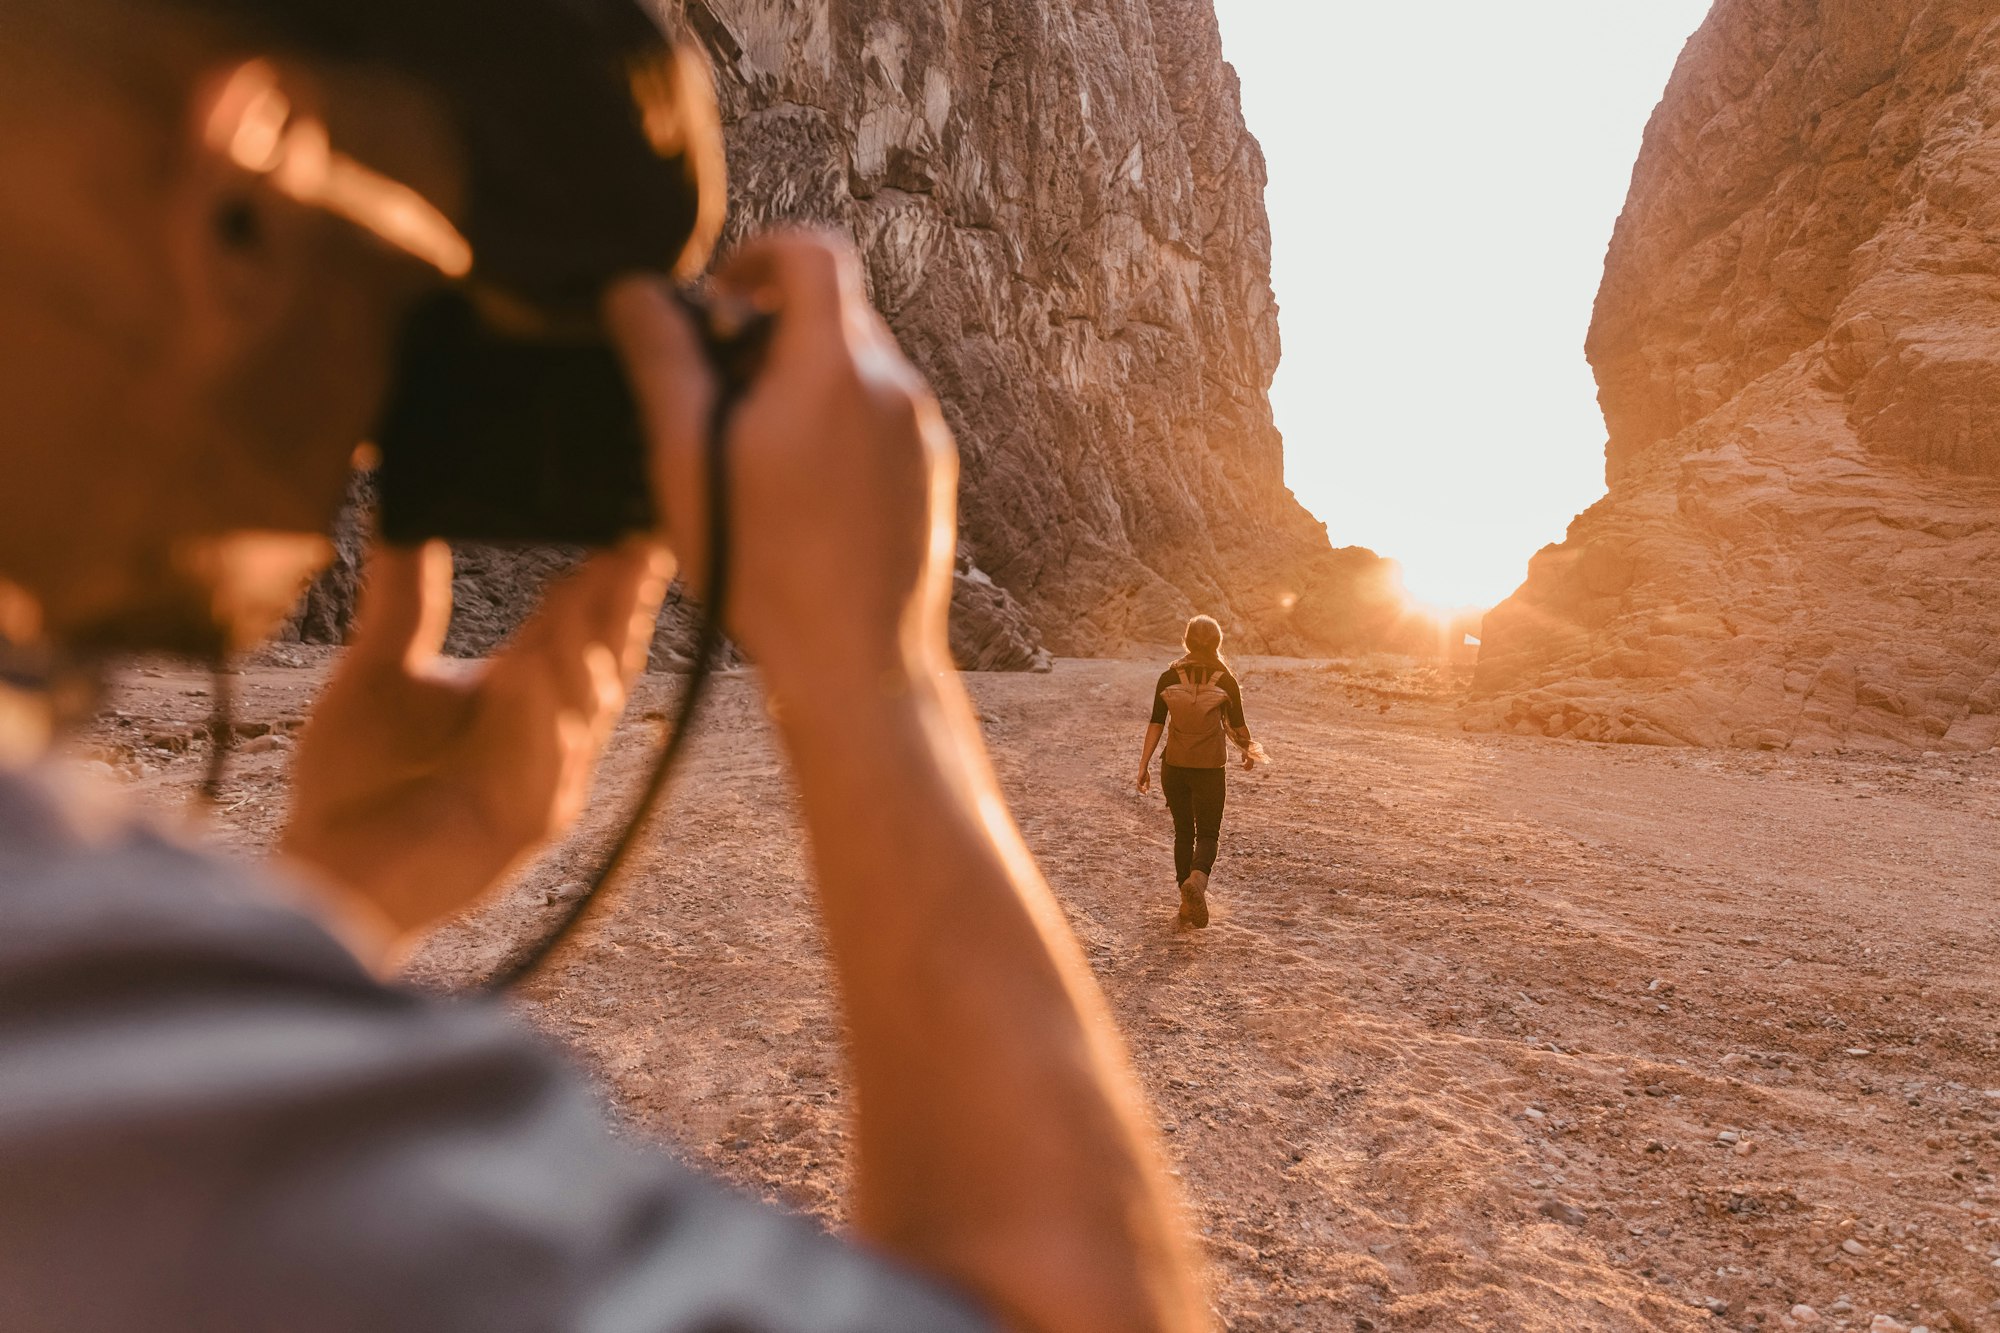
773, 654, 1196, 1333
609, 235, 1208, 1333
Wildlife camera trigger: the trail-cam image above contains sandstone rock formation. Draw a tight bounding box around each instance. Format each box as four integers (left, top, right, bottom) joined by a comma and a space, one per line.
1470, 0, 2000, 750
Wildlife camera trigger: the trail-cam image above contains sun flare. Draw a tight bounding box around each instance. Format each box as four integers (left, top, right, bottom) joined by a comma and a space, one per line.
1380, 548, 1521, 624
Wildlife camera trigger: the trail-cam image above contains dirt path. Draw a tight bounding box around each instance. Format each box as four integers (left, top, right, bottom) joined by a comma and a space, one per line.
79, 656, 2000, 1332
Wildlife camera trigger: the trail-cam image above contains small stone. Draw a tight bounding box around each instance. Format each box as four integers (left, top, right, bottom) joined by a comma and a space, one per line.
1840, 1238, 1869, 1256
1539, 1199, 1589, 1227
1790, 1306, 1820, 1325
1845, 1048, 1874, 1057
1703, 1296, 1729, 1315
1646, 1140, 1669, 1153
238, 733, 289, 755
1717, 1130, 1741, 1145
1523, 1107, 1546, 1120
1868, 1318, 1909, 1333
1734, 1139, 1757, 1156
1645, 1084, 1670, 1097
544, 880, 589, 905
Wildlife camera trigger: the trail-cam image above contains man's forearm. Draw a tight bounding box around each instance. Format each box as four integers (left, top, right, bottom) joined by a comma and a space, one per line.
770, 658, 1204, 1333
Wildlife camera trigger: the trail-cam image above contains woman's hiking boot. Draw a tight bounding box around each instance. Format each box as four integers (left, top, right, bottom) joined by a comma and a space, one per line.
1179, 870, 1210, 928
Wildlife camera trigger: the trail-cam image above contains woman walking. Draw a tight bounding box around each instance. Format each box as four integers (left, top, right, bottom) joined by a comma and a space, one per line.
1135, 615, 1258, 927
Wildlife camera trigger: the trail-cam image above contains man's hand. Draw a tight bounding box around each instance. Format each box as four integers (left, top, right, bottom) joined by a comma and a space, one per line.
1136, 767, 1151, 794
605, 233, 954, 698
279, 539, 668, 958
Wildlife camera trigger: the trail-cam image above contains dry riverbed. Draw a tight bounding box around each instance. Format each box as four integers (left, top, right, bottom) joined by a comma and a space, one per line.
69, 653, 2000, 1332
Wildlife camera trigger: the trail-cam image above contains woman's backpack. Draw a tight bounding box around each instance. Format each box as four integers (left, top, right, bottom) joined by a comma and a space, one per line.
1161, 666, 1230, 768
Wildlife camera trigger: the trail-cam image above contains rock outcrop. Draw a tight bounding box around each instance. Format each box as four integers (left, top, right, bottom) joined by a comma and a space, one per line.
1470, 0, 2000, 750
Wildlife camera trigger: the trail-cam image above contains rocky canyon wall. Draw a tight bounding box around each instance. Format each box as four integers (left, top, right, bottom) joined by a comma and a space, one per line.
673, 0, 1407, 661
1469, 0, 2000, 750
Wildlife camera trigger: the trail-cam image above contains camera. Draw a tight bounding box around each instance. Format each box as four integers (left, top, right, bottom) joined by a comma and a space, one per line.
372, 286, 768, 547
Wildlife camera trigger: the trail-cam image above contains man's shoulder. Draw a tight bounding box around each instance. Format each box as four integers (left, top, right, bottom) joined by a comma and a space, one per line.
0, 765, 366, 990
0, 767, 994, 1333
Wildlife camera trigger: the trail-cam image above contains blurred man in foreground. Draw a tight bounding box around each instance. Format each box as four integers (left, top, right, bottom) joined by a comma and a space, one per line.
0, 1, 1206, 1329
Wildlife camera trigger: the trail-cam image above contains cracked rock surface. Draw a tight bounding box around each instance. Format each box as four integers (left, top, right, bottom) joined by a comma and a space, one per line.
1471, 1, 2000, 750
683, 0, 1408, 660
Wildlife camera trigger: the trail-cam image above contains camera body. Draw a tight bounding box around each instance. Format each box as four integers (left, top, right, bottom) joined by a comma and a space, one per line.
373, 288, 767, 546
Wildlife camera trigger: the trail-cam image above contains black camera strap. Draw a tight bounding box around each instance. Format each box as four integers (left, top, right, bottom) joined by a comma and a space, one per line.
201, 653, 234, 806
479, 364, 744, 991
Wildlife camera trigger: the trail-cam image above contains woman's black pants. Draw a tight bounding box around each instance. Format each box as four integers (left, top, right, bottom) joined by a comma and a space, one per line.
1161, 763, 1226, 885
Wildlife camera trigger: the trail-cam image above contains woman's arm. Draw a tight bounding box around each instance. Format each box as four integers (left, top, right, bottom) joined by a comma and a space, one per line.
1220, 674, 1256, 769
1136, 722, 1163, 792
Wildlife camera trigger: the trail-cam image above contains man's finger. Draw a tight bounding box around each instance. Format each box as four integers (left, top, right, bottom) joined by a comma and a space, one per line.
604, 276, 715, 426
350, 542, 452, 669
585, 539, 675, 682
714, 231, 860, 363
604, 277, 716, 576
498, 540, 672, 711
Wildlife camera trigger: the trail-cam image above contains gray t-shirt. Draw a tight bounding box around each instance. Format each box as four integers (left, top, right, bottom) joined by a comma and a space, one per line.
0, 769, 991, 1332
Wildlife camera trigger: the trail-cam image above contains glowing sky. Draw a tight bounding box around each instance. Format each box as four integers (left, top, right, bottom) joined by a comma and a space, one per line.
1210, 1, 1715, 612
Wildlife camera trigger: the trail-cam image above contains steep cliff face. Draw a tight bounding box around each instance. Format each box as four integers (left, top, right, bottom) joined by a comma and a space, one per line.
679, 0, 1404, 657
1471, 0, 2000, 750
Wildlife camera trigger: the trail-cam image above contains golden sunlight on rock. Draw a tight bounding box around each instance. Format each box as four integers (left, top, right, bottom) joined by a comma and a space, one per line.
1469, 0, 2000, 755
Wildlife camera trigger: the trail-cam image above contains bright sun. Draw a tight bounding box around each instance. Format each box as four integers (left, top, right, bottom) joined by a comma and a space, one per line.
1213, 0, 1710, 621
1386, 534, 1543, 617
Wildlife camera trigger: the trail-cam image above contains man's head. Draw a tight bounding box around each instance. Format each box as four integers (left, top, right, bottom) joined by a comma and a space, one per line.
0, 0, 717, 660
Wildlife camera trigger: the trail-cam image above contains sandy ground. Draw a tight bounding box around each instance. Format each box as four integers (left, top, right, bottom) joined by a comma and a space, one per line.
70, 653, 2000, 1333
